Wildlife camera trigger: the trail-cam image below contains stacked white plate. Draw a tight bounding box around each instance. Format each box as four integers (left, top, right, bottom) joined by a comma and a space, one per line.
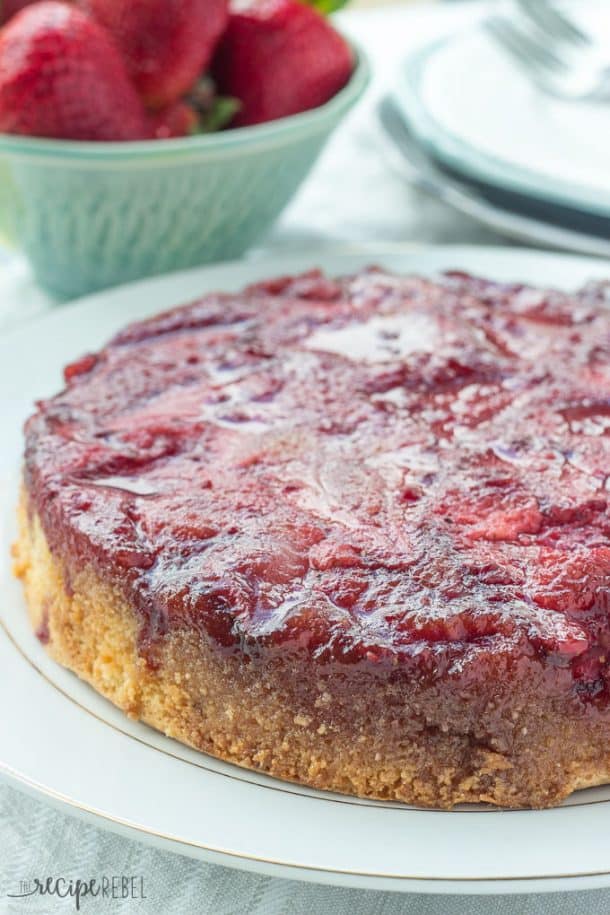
391, 2, 610, 256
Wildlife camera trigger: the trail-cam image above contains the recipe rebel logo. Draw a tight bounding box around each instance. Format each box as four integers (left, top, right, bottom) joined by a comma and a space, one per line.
6, 875, 147, 910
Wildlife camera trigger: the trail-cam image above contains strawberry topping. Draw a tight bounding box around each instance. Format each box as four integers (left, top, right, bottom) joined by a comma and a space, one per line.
24, 269, 610, 696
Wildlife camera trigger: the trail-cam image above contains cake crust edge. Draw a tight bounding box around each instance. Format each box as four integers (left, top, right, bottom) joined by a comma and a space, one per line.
13, 490, 610, 810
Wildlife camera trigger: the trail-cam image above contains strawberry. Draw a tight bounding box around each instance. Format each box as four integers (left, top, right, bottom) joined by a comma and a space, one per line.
0, 2, 149, 140
148, 84, 241, 139
149, 100, 197, 139
212, 0, 353, 127
79, 0, 229, 110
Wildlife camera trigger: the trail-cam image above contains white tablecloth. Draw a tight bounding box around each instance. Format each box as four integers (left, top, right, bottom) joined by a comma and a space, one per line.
2, 4, 608, 912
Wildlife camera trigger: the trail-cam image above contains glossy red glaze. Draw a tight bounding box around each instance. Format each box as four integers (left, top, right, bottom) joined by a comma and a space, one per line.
24, 269, 610, 690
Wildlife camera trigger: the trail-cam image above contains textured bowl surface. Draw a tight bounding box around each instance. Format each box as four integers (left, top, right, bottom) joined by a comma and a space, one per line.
0, 46, 369, 299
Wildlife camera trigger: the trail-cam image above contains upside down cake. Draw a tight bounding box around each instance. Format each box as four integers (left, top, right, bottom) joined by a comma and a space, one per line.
14, 267, 610, 809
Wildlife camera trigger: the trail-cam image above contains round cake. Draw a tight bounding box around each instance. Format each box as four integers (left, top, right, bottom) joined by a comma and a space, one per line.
14, 267, 610, 808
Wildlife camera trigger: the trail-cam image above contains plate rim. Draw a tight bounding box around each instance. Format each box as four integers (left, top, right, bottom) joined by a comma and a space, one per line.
5, 765, 610, 897
377, 96, 610, 259
395, 34, 610, 219
2, 238, 610, 347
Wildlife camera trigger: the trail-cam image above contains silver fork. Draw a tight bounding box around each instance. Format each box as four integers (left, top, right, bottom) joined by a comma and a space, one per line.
484, 14, 610, 102
514, 0, 589, 50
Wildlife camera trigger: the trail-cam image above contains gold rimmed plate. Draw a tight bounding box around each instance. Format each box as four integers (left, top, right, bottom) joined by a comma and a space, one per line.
2, 244, 610, 893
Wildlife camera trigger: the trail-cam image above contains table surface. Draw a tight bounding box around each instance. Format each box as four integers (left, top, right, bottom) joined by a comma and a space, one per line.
1, 3, 607, 912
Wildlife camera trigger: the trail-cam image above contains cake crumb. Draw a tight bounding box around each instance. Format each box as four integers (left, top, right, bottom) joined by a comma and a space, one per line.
294, 714, 312, 727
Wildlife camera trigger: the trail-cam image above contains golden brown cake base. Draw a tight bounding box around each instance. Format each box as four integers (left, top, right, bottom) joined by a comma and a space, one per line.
14, 493, 610, 809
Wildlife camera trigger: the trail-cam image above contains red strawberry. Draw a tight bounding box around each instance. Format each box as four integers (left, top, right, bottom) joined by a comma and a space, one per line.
149, 100, 197, 139
79, 0, 229, 110
212, 0, 353, 127
0, 2, 149, 140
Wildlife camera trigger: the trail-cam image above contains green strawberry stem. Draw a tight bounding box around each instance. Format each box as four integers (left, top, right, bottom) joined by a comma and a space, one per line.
187, 77, 241, 133
197, 95, 241, 133
302, 0, 350, 14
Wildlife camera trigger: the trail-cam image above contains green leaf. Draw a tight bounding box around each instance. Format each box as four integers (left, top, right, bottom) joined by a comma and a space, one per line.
302, 0, 350, 14
198, 96, 241, 134
187, 77, 241, 133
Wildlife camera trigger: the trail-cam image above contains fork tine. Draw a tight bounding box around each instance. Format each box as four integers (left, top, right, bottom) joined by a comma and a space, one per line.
516, 0, 589, 48
484, 16, 568, 78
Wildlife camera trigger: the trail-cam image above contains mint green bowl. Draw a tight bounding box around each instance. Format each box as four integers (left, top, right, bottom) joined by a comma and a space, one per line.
0, 45, 368, 299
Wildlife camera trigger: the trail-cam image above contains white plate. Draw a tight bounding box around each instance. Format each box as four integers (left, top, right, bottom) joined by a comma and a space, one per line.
377, 97, 610, 258
396, 4, 610, 218
3, 244, 610, 895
